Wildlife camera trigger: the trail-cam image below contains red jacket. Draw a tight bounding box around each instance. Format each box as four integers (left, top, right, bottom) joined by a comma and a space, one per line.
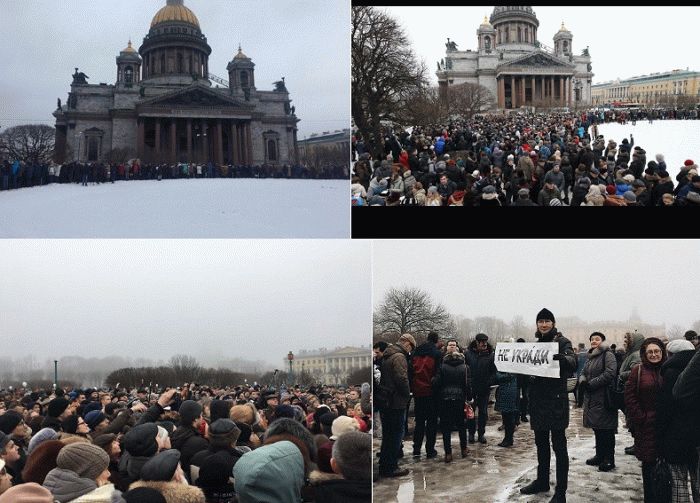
411, 342, 442, 398
625, 362, 664, 463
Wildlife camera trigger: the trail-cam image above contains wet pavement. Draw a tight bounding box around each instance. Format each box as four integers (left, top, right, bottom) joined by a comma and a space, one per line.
374, 401, 645, 502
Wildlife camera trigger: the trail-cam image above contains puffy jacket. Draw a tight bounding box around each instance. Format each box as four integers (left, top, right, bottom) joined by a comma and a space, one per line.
494, 372, 519, 413
433, 352, 471, 402
464, 342, 496, 394
378, 343, 411, 410
43, 468, 97, 503
619, 333, 645, 383
411, 341, 442, 398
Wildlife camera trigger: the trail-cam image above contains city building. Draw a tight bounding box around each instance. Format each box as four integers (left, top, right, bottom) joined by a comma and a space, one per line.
53, 0, 299, 166
297, 129, 350, 169
286, 346, 372, 385
591, 68, 700, 107
437, 6, 593, 111
557, 313, 665, 349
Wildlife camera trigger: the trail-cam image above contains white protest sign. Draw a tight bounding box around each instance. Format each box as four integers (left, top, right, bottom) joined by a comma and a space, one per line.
494, 342, 560, 378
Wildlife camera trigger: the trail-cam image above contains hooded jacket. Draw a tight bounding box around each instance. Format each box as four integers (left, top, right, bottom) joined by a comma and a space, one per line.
233, 441, 304, 503
619, 333, 645, 383
410, 341, 442, 398
433, 352, 471, 402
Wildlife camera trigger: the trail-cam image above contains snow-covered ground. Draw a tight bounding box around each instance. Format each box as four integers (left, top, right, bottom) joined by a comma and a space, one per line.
596, 120, 700, 181
0, 179, 349, 238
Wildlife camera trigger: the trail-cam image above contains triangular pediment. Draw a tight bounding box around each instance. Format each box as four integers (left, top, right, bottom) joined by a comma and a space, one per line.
500, 50, 573, 69
140, 83, 247, 108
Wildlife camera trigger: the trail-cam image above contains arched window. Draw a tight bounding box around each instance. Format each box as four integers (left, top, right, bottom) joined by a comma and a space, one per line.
125, 66, 133, 84
485, 37, 491, 50
563, 41, 568, 54
525, 27, 529, 43
240, 71, 249, 88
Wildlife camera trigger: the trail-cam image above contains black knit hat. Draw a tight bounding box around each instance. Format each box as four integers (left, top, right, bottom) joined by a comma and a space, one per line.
0, 432, 10, 451
209, 400, 232, 423
178, 400, 202, 426
209, 419, 241, 445
536, 308, 555, 324
139, 449, 181, 481
0, 410, 23, 434
48, 398, 70, 418
123, 423, 159, 457
61, 414, 79, 434
84, 410, 106, 430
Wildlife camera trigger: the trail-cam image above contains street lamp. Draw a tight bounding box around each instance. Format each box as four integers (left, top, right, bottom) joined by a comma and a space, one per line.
54, 360, 58, 390
287, 351, 294, 385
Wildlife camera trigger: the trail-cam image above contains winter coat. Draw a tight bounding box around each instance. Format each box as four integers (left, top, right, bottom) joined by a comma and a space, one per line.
537, 186, 560, 207
528, 330, 577, 431
313, 478, 371, 503
673, 349, 700, 449
402, 171, 417, 196
378, 343, 411, 410
71, 484, 121, 503
433, 352, 471, 402
464, 341, 496, 395
625, 362, 663, 463
494, 372, 519, 414
43, 468, 98, 503
411, 341, 442, 398
656, 350, 699, 464
414, 188, 426, 206
189, 446, 243, 484
129, 480, 206, 503
581, 345, 618, 430
652, 179, 675, 206
170, 426, 209, 479
619, 333, 645, 383
118, 452, 152, 487
233, 441, 304, 503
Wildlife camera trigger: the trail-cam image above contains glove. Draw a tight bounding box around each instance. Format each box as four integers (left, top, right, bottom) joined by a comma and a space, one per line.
552, 354, 564, 361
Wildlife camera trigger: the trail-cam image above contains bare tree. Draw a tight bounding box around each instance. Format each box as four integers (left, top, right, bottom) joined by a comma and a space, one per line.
352, 6, 429, 155
510, 315, 530, 341
0, 124, 56, 164
402, 85, 448, 126
374, 287, 453, 344
169, 354, 202, 384
667, 324, 684, 340
445, 83, 495, 119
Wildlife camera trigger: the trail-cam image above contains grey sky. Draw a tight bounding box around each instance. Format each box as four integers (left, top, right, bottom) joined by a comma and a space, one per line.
0, 240, 371, 367
0, 0, 350, 140
384, 6, 699, 86
373, 240, 699, 329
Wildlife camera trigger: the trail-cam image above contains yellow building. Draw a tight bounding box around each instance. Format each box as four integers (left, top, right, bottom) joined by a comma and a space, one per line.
556, 315, 665, 349
591, 69, 700, 107
287, 345, 372, 385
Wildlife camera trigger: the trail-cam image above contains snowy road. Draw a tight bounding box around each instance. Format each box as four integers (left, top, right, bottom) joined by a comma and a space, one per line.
374, 402, 646, 502
0, 179, 349, 238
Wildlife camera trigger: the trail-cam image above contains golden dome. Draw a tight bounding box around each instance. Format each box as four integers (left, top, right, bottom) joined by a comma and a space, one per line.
558, 21, 569, 32
480, 15, 492, 27
122, 40, 137, 53
151, 0, 200, 29
234, 45, 249, 60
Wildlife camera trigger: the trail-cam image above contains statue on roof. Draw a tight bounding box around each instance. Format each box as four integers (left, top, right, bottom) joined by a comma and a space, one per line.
72, 68, 89, 85
274, 78, 288, 93
57, 98, 62, 111
446, 38, 458, 52
582, 46, 590, 57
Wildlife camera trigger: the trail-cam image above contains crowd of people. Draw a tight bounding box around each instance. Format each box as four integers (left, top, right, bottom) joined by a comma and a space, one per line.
0, 160, 347, 191
0, 381, 372, 502
373, 309, 700, 503
351, 109, 699, 206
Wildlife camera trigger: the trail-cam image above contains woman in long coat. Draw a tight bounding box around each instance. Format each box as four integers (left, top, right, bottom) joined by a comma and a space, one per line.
624, 337, 667, 503
579, 332, 618, 471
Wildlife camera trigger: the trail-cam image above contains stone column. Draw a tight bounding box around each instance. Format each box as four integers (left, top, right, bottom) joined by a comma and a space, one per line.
186, 119, 192, 162
569, 78, 573, 108
559, 77, 564, 106
170, 119, 177, 163
520, 76, 526, 107
509, 75, 515, 108
215, 119, 223, 166
498, 77, 505, 109
549, 77, 554, 107
137, 119, 145, 161
531, 76, 536, 105
246, 122, 253, 166
540, 76, 545, 101
155, 119, 161, 157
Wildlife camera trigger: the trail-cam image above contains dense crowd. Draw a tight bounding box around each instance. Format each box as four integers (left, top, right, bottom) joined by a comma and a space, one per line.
351, 109, 699, 206
0, 381, 372, 502
374, 310, 700, 503
0, 160, 348, 191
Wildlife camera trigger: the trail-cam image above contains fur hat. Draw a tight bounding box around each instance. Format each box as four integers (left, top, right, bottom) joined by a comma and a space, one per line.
475, 333, 489, 342
178, 400, 203, 425
399, 333, 416, 349
139, 449, 181, 481
57, 442, 109, 481
48, 398, 70, 418
0, 482, 54, 503
330, 416, 360, 441
536, 308, 555, 324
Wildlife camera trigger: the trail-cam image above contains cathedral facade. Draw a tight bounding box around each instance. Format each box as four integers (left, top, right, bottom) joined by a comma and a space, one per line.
53, 0, 299, 166
437, 6, 593, 111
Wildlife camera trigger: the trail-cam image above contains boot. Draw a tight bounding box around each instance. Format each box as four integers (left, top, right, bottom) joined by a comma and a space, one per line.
624, 445, 635, 455
478, 435, 487, 444
497, 439, 513, 447
469, 433, 475, 443
426, 449, 438, 459
520, 415, 529, 423
520, 479, 550, 495
598, 460, 616, 472
444, 453, 453, 463
549, 493, 566, 503
461, 447, 469, 458
585, 455, 601, 466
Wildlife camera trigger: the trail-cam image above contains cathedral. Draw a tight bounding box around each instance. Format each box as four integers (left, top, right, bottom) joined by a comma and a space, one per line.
53, 0, 299, 166
437, 6, 593, 111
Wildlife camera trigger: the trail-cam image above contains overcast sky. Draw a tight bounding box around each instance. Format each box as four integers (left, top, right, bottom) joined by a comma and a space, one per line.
0, 0, 349, 140
373, 240, 699, 329
383, 6, 699, 86
0, 240, 371, 367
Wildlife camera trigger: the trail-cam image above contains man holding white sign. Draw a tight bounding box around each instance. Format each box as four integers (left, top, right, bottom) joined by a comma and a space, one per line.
516, 308, 577, 503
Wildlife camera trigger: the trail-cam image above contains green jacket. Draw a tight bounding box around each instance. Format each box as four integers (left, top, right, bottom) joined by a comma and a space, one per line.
619, 333, 645, 383
233, 441, 304, 503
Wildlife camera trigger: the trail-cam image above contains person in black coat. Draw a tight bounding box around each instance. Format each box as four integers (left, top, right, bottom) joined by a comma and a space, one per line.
464, 334, 496, 444
189, 419, 243, 485
433, 340, 471, 463
170, 400, 209, 482
520, 308, 577, 503
656, 341, 699, 502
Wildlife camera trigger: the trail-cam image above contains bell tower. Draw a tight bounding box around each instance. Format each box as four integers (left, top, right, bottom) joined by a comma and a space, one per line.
227, 46, 256, 101
116, 40, 142, 88
553, 22, 573, 57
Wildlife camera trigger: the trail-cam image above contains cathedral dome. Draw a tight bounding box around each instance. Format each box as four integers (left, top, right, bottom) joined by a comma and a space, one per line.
490, 5, 539, 26
151, 0, 200, 29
